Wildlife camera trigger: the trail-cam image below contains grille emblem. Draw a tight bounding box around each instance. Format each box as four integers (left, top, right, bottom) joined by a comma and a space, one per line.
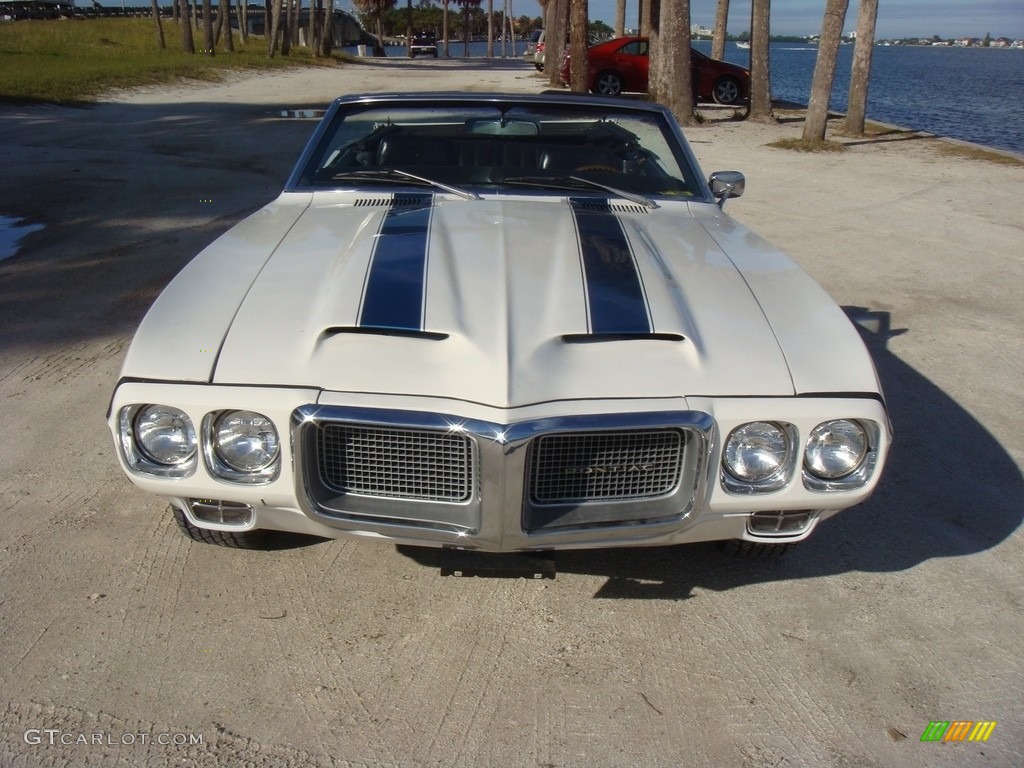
563, 463, 654, 475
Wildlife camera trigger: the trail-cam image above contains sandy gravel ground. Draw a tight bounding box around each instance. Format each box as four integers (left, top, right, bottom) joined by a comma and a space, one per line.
0, 58, 1022, 767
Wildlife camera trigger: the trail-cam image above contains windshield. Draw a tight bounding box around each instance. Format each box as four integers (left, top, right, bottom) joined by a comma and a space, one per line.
295, 101, 702, 199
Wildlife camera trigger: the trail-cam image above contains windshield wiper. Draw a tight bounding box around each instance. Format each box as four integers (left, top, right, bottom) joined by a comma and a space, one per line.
503, 175, 659, 210
329, 169, 479, 200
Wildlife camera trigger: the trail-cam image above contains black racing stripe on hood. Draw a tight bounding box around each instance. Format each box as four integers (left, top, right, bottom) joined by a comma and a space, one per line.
357, 193, 433, 332
570, 197, 653, 335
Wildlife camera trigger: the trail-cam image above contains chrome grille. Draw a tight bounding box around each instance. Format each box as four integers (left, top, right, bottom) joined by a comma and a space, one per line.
529, 430, 684, 504
318, 424, 473, 503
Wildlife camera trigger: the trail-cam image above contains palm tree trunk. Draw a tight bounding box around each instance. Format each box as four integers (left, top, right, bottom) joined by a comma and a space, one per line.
546, 0, 567, 86
748, 0, 772, 121
151, 0, 166, 48
711, 0, 729, 61
267, 0, 284, 57
486, 0, 494, 57
178, 0, 195, 53
309, 0, 320, 56
321, 0, 336, 57
845, 0, 878, 135
442, 0, 450, 57
568, 0, 587, 92
219, 0, 234, 51
202, 0, 215, 55
374, 15, 386, 57
614, 0, 625, 37
462, 2, 469, 57
280, 0, 291, 55
803, 0, 850, 140
239, 1, 249, 43
650, 0, 694, 125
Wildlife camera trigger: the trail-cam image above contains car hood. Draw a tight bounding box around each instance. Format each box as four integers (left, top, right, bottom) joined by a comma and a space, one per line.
123, 191, 880, 406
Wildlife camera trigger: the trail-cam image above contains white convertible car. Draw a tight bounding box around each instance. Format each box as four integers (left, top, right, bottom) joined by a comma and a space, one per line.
108, 92, 890, 557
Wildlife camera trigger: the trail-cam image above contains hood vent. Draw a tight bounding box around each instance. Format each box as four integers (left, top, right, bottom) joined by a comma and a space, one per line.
353, 195, 429, 208
571, 200, 651, 215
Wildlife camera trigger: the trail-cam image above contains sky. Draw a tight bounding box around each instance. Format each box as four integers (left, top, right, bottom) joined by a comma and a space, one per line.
568, 0, 1024, 40
104, 0, 1024, 40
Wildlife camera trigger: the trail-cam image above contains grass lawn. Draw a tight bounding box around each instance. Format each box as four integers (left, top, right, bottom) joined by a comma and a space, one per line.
0, 17, 342, 103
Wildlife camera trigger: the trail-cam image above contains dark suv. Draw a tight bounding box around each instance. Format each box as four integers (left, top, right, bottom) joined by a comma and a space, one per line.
410, 32, 438, 58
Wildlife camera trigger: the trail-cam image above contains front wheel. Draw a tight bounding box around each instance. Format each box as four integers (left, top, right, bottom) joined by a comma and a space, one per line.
712, 76, 742, 105
592, 70, 624, 96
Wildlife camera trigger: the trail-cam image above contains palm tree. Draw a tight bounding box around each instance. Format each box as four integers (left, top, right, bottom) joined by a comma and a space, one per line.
615, 0, 625, 37
454, 0, 482, 56
150, 0, 166, 48
279, 0, 291, 56
352, 0, 395, 56
178, 0, 195, 53
748, 0, 772, 121
711, 0, 729, 61
802, 0, 850, 141
238, 1, 249, 43
442, 0, 450, 57
216, 0, 234, 52
486, 0, 494, 57
567, 0, 588, 92
546, 0, 567, 86
202, 0, 214, 55
649, 0, 695, 125
321, 0, 337, 57
267, 0, 285, 57
845, 0, 878, 135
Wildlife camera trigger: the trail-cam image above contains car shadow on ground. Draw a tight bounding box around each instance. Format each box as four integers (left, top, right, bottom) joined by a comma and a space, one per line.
397, 309, 1022, 598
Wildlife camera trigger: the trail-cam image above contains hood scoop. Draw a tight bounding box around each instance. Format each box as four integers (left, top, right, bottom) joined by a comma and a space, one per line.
562, 332, 686, 343
319, 326, 448, 341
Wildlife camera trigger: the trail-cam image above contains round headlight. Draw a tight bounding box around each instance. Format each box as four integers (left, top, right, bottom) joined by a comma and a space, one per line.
134, 405, 197, 466
723, 421, 790, 483
804, 420, 869, 479
212, 411, 280, 473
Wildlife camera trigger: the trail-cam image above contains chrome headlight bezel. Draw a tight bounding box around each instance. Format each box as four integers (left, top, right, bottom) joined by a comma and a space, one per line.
203, 410, 281, 484
119, 404, 198, 478
721, 421, 798, 494
803, 419, 880, 491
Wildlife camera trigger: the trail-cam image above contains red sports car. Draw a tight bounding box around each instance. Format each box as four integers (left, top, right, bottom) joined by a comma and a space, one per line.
560, 36, 750, 104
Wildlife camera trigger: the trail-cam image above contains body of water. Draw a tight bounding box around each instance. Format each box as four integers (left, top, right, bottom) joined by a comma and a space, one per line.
709, 41, 1024, 155
349, 40, 1024, 155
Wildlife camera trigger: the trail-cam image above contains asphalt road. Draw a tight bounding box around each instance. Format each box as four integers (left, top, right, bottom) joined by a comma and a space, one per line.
1, 60, 1021, 767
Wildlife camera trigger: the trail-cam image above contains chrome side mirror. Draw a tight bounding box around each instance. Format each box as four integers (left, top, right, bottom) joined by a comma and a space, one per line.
709, 171, 746, 209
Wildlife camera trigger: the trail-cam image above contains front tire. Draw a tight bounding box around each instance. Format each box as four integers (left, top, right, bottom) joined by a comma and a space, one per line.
712, 76, 742, 105
171, 504, 268, 549
593, 70, 624, 96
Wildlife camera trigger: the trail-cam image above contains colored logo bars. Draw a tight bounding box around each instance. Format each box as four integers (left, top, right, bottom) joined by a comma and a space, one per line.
920, 721, 997, 742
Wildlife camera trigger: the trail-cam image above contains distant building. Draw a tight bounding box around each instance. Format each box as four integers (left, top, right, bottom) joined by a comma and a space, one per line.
1, 0, 75, 19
